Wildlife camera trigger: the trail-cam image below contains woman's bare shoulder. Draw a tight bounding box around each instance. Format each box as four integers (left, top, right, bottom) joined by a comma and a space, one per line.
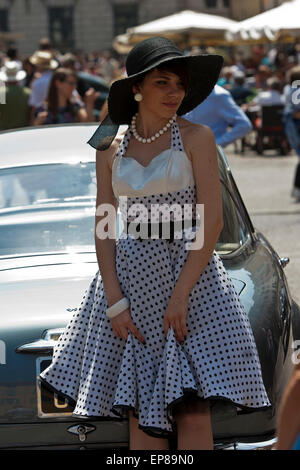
177, 116, 214, 140
177, 116, 216, 161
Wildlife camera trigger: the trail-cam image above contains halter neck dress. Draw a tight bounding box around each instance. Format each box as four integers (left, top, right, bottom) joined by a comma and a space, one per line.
40, 121, 271, 438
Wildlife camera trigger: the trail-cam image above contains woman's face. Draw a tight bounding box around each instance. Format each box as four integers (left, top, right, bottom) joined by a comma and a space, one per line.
133, 68, 186, 120
56, 76, 77, 100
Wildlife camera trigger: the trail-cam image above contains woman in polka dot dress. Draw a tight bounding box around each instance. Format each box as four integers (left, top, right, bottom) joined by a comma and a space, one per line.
40, 37, 271, 450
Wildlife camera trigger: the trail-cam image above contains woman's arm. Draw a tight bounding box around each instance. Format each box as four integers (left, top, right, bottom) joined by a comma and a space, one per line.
95, 143, 124, 305
164, 123, 223, 342
33, 109, 48, 126
95, 145, 145, 343
99, 99, 108, 122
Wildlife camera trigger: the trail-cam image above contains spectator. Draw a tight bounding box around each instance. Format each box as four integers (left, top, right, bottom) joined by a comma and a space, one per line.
38, 37, 61, 64
0, 61, 31, 130
33, 67, 99, 125
38, 37, 52, 51
183, 84, 252, 148
97, 50, 120, 83
217, 66, 234, 90
28, 50, 59, 123
282, 65, 300, 201
255, 65, 271, 91
3, 47, 23, 71
230, 71, 254, 106
22, 56, 36, 88
250, 77, 285, 107
59, 53, 85, 107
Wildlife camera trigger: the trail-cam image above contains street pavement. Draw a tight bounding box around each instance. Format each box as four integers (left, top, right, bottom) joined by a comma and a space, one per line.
225, 143, 300, 307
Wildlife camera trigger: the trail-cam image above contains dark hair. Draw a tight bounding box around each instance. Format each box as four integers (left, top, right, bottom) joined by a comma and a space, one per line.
266, 77, 281, 91
134, 59, 190, 94
156, 60, 190, 93
46, 68, 78, 119
235, 76, 245, 86
6, 47, 18, 60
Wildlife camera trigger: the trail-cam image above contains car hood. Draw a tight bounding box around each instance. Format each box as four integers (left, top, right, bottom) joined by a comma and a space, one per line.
0, 251, 248, 329
0, 252, 98, 329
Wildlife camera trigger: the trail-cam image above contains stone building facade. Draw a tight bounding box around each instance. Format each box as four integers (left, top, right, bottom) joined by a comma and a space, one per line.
231, 0, 290, 21
0, 0, 293, 55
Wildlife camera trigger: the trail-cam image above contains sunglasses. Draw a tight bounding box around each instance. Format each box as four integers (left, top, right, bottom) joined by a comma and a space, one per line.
65, 80, 77, 86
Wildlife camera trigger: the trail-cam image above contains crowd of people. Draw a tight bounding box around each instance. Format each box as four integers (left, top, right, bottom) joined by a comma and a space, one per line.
0, 37, 123, 129
0, 39, 300, 130
1, 38, 300, 198
1, 38, 300, 212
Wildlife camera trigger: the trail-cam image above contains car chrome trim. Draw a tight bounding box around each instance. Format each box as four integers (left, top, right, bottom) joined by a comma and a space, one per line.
67, 424, 96, 442
279, 257, 290, 268
16, 328, 65, 354
220, 437, 277, 450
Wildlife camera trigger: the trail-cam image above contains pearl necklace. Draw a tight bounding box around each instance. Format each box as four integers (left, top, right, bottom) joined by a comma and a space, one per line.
130, 113, 177, 143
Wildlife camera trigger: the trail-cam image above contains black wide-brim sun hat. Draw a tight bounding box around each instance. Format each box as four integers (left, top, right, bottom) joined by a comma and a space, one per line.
88, 37, 224, 151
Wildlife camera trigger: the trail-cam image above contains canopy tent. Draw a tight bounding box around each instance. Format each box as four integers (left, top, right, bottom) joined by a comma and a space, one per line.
113, 10, 238, 53
226, 0, 300, 43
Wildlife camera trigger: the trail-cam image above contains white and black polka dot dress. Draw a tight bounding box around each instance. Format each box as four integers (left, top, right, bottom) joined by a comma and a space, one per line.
40, 121, 271, 437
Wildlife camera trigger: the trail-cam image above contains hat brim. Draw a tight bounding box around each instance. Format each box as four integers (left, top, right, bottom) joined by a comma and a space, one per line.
87, 53, 224, 151
0, 70, 27, 82
108, 54, 224, 125
29, 57, 59, 70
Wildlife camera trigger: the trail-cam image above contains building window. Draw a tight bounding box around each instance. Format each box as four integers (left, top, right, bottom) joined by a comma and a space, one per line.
0, 9, 9, 32
205, 0, 217, 7
48, 6, 74, 52
113, 3, 138, 36
223, 0, 230, 7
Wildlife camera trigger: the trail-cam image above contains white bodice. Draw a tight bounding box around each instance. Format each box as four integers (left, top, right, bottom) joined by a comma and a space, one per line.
111, 121, 195, 198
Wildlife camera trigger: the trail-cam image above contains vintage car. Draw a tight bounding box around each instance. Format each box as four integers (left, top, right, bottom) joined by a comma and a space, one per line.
0, 123, 299, 450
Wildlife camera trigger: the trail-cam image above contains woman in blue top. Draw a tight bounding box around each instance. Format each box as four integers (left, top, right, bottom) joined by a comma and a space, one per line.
33, 67, 99, 125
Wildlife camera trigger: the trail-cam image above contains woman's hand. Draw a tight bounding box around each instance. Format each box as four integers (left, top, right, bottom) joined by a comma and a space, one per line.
84, 87, 101, 106
110, 307, 146, 344
34, 111, 48, 126
164, 294, 189, 343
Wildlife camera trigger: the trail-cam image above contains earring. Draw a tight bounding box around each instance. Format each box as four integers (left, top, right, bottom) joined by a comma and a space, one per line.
134, 93, 143, 102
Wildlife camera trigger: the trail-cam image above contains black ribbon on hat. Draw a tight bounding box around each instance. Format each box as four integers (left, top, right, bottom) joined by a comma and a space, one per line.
87, 114, 120, 151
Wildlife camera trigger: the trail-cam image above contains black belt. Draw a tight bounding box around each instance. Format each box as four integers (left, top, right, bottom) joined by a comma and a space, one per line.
125, 219, 197, 242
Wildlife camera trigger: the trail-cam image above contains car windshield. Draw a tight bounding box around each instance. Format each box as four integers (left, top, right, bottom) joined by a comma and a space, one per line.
0, 161, 249, 257
0, 163, 97, 256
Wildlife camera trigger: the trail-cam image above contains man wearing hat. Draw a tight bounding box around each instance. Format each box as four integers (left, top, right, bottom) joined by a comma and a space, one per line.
0, 61, 31, 130
28, 50, 59, 123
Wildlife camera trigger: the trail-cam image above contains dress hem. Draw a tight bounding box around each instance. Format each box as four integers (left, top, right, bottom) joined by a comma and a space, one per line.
39, 376, 271, 439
